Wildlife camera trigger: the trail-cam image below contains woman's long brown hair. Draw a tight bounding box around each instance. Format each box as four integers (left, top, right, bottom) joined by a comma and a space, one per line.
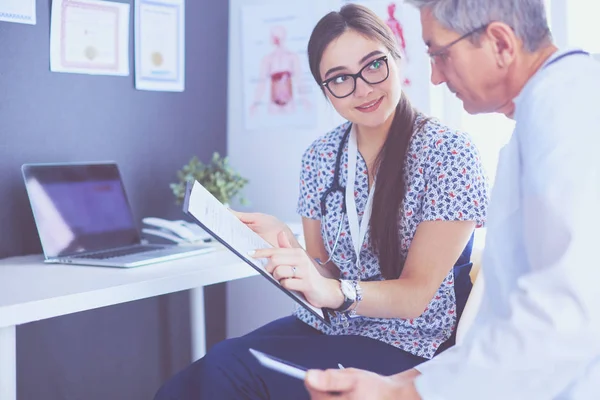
307, 4, 420, 279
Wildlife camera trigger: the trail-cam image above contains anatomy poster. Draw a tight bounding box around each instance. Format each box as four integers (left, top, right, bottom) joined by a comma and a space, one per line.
340, 0, 416, 88
241, 4, 318, 131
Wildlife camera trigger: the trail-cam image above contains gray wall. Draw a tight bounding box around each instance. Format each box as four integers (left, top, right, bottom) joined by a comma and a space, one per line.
0, 0, 228, 399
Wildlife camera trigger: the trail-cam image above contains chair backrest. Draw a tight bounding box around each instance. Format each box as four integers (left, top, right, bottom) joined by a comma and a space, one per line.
455, 268, 485, 345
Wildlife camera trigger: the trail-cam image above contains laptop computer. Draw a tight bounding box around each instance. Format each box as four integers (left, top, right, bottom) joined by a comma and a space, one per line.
21, 162, 214, 268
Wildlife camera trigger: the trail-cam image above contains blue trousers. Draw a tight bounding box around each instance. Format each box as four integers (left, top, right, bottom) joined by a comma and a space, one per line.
154, 316, 430, 400
155, 236, 474, 400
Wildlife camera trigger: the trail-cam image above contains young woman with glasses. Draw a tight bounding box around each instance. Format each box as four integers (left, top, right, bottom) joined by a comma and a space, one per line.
154, 4, 489, 400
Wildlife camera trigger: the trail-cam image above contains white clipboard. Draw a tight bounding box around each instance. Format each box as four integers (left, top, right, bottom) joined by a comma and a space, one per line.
183, 180, 330, 325
249, 348, 307, 380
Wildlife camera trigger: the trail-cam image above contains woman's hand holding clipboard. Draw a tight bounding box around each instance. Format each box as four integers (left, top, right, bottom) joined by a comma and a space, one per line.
183, 180, 331, 325
247, 230, 344, 310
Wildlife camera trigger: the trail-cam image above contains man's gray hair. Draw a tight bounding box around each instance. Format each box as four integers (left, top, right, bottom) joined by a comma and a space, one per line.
405, 0, 551, 52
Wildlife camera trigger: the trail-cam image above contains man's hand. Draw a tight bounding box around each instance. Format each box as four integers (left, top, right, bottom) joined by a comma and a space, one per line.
305, 368, 422, 400
391, 368, 422, 386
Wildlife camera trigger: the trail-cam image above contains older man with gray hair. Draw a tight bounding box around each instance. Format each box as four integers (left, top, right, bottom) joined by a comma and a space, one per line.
305, 0, 600, 399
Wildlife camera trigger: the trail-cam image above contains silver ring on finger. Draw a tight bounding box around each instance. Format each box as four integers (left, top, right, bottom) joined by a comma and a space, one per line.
291, 266, 297, 278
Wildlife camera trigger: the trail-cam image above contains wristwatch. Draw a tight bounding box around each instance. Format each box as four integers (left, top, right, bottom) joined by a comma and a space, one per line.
333, 279, 357, 312
348, 280, 363, 317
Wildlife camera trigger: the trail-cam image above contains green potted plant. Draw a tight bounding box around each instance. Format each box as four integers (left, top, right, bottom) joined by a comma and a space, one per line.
170, 152, 249, 206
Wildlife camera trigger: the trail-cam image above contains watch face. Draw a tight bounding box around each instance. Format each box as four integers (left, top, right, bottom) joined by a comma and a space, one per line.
340, 280, 356, 301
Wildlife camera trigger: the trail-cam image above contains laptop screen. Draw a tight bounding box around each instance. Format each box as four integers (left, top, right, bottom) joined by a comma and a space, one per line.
22, 163, 140, 258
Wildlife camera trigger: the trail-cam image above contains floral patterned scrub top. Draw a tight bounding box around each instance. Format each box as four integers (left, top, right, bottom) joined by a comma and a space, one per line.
295, 114, 489, 359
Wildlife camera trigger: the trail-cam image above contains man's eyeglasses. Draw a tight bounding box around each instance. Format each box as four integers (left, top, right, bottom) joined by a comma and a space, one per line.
428, 25, 488, 66
321, 55, 390, 99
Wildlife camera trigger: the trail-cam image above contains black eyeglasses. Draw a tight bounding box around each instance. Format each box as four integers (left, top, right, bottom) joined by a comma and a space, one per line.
321, 55, 390, 99
428, 25, 488, 66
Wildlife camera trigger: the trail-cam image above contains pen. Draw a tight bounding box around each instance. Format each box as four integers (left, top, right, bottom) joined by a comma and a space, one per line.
337, 363, 345, 369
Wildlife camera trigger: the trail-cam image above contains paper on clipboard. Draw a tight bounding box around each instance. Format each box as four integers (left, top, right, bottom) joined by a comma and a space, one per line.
183, 180, 328, 324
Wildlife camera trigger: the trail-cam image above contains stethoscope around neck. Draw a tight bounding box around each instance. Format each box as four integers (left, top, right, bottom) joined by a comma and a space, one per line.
317, 124, 353, 267
544, 50, 589, 69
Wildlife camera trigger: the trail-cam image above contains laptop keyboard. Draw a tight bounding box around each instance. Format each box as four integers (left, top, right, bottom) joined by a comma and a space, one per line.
79, 245, 162, 260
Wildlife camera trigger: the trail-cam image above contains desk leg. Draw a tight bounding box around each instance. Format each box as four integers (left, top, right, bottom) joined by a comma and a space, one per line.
0, 325, 16, 400
190, 287, 206, 361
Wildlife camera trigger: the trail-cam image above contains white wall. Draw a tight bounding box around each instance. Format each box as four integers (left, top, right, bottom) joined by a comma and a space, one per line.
226, 0, 430, 338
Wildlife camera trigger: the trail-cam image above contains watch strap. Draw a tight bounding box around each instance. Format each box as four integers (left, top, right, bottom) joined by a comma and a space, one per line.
332, 280, 356, 312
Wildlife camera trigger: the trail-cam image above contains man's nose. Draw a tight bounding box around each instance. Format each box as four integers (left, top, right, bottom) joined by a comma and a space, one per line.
430, 62, 447, 86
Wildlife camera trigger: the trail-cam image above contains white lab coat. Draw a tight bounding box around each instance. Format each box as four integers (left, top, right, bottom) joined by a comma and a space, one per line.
414, 49, 600, 399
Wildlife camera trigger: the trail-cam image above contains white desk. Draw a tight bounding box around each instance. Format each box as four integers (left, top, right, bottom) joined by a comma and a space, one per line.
0, 249, 258, 400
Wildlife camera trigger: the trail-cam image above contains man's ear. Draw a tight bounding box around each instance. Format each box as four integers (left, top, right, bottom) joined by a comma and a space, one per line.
486, 22, 517, 68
